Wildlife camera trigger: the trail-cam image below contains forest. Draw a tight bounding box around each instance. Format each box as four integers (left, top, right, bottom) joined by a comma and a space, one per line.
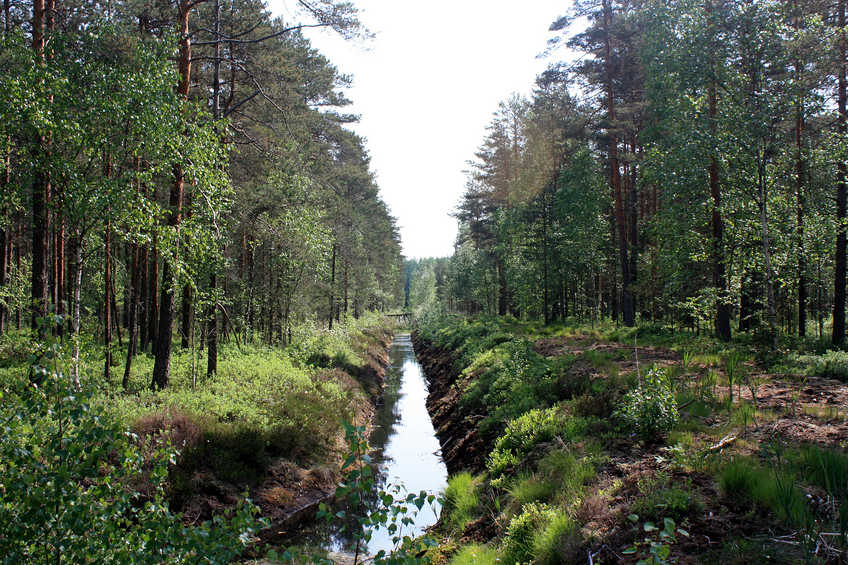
0, 0, 405, 391
404, 0, 848, 354
6, 0, 848, 563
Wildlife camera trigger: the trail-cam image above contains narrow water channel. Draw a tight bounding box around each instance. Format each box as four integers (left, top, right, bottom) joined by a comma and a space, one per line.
366, 332, 447, 552
284, 332, 447, 559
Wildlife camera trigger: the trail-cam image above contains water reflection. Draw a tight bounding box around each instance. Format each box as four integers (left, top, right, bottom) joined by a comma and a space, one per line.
282, 333, 447, 558
366, 333, 446, 552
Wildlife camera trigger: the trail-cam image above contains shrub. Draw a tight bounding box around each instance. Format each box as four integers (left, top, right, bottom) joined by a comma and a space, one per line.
615, 367, 679, 440
487, 407, 587, 479
461, 339, 558, 439
775, 350, 848, 382
0, 315, 261, 564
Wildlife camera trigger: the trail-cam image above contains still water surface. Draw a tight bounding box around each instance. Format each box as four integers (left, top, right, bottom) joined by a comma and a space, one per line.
366, 332, 447, 552
286, 333, 447, 558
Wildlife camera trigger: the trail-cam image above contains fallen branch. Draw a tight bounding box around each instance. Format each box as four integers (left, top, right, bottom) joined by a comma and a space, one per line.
708, 434, 737, 452
678, 398, 696, 410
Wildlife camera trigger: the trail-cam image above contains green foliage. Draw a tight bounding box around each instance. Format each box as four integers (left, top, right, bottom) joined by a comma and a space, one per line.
507, 472, 557, 506
442, 472, 481, 533
288, 325, 364, 369
799, 445, 848, 497
0, 314, 261, 564
719, 459, 760, 501
624, 515, 690, 565
538, 449, 596, 501
408, 264, 439, 313
109, 347, 353, 470
775, 350, 848, 382
631, 472, 703, 522
460, 338, 560, 439
533, 511, 582, 565
501, 502, 559, 565
301, 420, 441, 565
487, 406, 589, 480
447, 543, 500, 565
615, 368, 679, 440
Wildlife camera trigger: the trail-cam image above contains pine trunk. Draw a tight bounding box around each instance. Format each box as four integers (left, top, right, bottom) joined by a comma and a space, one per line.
835, 0, 847, 346
604, 0, 634, 327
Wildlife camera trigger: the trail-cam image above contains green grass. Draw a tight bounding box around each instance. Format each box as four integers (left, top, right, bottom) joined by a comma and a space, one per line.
718, 456, 807, 526
0, 315, 393, 514
631, 471, 703, 522
502, 503, 559, 565
416, 315, 848, 564
534, 512, 582, 565
443, 472, 482, 533
774, 350, 848, 381
507, 472, 556, 506
447, 543, 500, 565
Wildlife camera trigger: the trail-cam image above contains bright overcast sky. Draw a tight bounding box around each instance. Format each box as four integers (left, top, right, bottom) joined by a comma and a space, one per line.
265, 0, 568, 259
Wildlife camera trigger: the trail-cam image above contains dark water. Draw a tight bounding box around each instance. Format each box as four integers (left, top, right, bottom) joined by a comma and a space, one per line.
284, 333, 447, 558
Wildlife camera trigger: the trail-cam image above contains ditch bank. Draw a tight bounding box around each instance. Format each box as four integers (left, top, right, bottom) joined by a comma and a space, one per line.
253, 329, 393, 546
411, 330, 490, 475
134, 325, 396, 554
256, 330, 448, 557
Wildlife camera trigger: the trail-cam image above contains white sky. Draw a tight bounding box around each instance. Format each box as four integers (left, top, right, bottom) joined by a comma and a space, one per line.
265, 0, 568, 259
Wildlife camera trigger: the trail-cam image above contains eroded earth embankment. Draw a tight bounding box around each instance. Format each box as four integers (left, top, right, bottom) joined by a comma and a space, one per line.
250, 329, 393, 547
411, 330, 488, 475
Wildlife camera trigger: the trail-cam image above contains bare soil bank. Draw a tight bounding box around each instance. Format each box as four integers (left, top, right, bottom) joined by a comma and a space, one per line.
411, 330, 491, 475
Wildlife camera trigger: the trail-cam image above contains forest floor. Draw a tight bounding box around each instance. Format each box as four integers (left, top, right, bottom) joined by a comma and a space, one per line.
418, 331, 848, 565
542, 336, 848, 564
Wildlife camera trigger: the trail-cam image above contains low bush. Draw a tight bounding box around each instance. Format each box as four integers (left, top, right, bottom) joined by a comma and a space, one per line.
775, 350, 848, 382
0, 316, 260, 563
460, 339, 560, 439
110, 345, 359, 459
487, 406, 587, 479
615, 367, 679, 440
631, 471, 703, 522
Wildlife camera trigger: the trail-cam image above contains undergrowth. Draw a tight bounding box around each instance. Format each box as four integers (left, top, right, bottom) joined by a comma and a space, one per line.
420, 315, 848, 565
0, 314, 393, 519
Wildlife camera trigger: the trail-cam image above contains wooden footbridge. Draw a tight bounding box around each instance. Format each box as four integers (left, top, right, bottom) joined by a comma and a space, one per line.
386, 312, 414, 324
